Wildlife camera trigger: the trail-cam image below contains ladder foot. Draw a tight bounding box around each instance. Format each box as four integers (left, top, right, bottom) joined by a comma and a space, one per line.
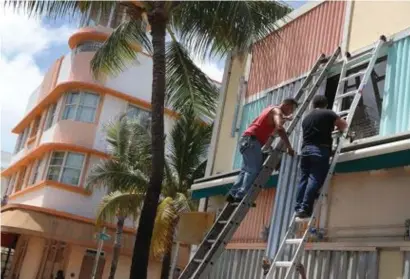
380, 35, 387, 42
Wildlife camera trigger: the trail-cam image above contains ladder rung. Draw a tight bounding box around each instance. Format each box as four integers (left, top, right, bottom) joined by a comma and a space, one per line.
285, 238, 303, 245
193, 259, 203, 264
217, 220, 228, 224
346, 51, 373, 66
295, 217, 311, 223
340, 70, 366, 82
207, 239, 216, 244
273, 261, 292, 268
337, 110, 350, 117
335, 90, 358, 100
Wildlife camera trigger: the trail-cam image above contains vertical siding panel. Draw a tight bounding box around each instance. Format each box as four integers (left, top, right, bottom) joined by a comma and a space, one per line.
247, 1, 346, 96
380, 35, 410, 136
404, 251, 410, 279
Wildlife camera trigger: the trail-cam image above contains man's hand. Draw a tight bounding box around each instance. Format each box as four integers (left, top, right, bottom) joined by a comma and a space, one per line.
283, 114, 293, 121
286, 147, 295, 156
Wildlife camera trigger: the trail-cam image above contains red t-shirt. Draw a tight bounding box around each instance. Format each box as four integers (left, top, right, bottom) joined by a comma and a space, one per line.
243, 106, 276, 145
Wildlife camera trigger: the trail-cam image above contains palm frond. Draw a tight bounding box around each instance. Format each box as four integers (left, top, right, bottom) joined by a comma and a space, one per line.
150, 197, 176, 259
96, 190, 144, 227
165, 39, 218, 118
170, 1, 291, 59
167, 109, 212, 193
6, 1, 113, 24
91, 18, 153, 79
86, 159, 149, 193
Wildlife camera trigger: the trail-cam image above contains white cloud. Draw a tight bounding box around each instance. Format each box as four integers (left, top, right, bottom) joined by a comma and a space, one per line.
194, 58, 224, 83
0, 6, 75, 152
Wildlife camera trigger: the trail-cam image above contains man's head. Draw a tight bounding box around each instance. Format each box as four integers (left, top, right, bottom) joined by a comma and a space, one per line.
312, 95, 328, 109
280, 98, 298, 116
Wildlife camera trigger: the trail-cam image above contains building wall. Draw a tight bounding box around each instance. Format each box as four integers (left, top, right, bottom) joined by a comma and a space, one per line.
18, 237, 46, 279
231, 189, 275, 244
347, 1, 410, 52
326, 167, 410, 240
247, 1, 345, 96
212, 55, 247, 175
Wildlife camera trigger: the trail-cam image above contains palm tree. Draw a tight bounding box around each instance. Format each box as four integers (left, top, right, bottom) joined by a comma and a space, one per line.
87, 109, 211, 278
9, 2, 291, 277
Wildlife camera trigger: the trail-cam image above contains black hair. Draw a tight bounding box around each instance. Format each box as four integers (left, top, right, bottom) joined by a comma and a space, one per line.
282, 98, 298, 107
312, 95, 328, 108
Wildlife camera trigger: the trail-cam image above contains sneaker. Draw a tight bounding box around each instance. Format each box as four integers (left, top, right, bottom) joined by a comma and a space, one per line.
262, 259, 271, 276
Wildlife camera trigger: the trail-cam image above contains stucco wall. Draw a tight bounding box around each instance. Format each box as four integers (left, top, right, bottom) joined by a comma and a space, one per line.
19, 237, 46, 279
212, 55, 246, 175
378, 250, 404, 279
347, 1, 410, 52
327, 167, 410, 239
104, 54, 153, 103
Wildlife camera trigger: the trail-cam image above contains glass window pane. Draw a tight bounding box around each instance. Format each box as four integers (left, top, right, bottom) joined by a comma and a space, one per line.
66, 93, 80, 105
65, 153, 84, 169
50, 152, 65, 166
61, 168, 81, 185
81, 93, 99, 107
47, 166, 61, 181
77, 106, 96, 122
63, 105, 76, 120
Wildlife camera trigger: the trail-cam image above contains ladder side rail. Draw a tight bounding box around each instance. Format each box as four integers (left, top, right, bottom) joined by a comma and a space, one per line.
292, 54, 326, 101
285, 48, 341, 137
178, 203, 234, 279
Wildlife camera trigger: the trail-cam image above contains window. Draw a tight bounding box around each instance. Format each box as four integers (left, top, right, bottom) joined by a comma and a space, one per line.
30, 117, 41, 138
29, 159, 42, 185
14, 167, 27, 192
62, 92, 100, 123
127, 104, 152, 130
6, 175, 16, 195
44, 104, 57, 130
47, 152, 85, 186
14, 127, 29, 153
73, 41, 104, 54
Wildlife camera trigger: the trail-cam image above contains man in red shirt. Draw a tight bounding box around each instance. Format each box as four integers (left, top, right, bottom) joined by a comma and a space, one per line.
226, 98, 298, 203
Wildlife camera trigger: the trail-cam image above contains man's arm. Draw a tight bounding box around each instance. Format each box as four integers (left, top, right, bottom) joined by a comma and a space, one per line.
272, 108, 294, 155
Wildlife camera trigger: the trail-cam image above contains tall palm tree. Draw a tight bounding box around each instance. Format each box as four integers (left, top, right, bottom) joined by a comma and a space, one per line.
87, 109, 211, 278
9, 1, 291, 277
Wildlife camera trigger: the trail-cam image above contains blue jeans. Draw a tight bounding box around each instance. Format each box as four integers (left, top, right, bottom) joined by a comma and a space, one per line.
229, 136, 263, 199
295, 145, 330, 214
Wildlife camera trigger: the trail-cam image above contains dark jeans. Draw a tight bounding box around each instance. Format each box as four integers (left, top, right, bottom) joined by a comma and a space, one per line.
295, 145, 330, 214
229, 136, 263, 199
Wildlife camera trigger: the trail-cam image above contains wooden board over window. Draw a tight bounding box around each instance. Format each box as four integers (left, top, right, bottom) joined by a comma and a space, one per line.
176, 212, 215, 245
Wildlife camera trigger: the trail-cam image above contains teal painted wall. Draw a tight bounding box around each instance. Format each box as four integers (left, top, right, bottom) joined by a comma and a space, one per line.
380, 35, 410, 136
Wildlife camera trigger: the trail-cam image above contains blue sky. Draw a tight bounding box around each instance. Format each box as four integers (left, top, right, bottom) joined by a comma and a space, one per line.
0, 1, 306, 154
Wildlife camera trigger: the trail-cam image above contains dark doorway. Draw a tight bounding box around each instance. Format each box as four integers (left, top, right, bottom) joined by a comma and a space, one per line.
324, 74, 340, 109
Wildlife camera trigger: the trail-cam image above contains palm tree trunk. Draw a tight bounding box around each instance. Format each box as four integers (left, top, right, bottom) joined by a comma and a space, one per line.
130, 2, 167, 279
160, 247, 172, 279
109, 216, 125, 279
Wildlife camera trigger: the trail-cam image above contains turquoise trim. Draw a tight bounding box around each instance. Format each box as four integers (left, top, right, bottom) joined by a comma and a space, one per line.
192, 149, 410, 199
191, 174, 279, 199
335, 149, 410, 173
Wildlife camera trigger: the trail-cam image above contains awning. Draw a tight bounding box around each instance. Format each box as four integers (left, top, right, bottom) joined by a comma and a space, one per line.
1, 204, 135, 254
191, 133, 410, 199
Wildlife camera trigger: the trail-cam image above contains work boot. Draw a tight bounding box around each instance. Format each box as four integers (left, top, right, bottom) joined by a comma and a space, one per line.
262, 258, 271, 276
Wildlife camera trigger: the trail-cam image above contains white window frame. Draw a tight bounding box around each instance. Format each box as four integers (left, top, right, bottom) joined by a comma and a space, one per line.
126, 104, 152, 129
15, 127, 30, 153
29, 159, 42, 185
62, 92, 100, 123
46, 151, 86, 186
44, 103, 57, 130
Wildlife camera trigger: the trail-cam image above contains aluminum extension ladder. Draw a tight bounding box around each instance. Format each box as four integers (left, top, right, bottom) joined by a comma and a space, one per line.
178, 46, 341, 279
265, 36, 387, 279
